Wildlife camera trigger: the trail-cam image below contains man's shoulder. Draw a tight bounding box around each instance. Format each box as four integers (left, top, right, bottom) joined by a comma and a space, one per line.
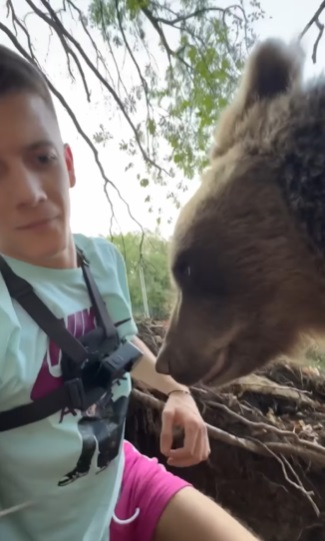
73, 234, 125, 278
74, 234, 121, 261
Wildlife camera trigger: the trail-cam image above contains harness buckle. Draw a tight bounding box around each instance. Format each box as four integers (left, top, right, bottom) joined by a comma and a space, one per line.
65, 378, 87, 411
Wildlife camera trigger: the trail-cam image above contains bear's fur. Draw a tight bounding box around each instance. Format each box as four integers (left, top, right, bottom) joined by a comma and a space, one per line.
156, 38, 325, 388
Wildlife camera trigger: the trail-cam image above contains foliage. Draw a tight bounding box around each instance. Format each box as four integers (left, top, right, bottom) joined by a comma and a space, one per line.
2, 1, 323, 229
110, 231, 173, 318
89, 0, 265, 207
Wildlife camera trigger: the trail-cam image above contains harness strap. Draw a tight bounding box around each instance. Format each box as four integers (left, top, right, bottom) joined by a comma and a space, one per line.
0, 249, 120, 362
0, 248, 140, 432
0, 340, 142, 432
0, 379, 85, 432
78, 249, 118, 344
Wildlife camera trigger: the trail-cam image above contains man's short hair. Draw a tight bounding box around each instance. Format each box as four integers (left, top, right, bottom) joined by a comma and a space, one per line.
0, 45, 55, 114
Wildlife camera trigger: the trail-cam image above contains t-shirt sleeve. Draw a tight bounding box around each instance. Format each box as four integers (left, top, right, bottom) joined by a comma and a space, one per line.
111, 244, 138, 341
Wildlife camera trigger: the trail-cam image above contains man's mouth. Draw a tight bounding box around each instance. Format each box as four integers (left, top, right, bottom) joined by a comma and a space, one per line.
17, 217, 56, 230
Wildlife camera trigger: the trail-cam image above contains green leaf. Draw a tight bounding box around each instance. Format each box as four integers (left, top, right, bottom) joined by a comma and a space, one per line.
140, 178, 149, 187
147, 118, 156, 136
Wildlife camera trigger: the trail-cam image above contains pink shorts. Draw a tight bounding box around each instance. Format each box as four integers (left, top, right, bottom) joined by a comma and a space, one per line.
110, 440, 191, 541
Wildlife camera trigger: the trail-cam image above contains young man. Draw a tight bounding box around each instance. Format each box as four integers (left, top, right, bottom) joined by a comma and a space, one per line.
0, 46, 261, 541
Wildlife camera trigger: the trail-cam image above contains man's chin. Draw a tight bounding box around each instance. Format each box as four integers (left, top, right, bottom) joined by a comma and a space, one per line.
11, 238, 69, 267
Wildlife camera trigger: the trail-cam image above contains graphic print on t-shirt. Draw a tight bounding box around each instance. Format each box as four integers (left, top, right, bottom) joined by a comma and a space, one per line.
30, 306, 129, 487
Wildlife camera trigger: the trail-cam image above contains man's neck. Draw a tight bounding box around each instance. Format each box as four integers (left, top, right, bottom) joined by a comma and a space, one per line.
40, 245, 78, 270
2, 235, 78, 270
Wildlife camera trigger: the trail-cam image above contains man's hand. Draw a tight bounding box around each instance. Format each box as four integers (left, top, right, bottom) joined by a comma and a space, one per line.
130, 336, 211, 466
160, 391, 210, 467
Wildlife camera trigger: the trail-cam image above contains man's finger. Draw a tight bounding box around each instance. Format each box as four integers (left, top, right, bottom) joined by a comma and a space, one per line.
167, 425, 199, 460
167, 455, 202, 468
183, 419, 199, 456
160, 409, 174, 455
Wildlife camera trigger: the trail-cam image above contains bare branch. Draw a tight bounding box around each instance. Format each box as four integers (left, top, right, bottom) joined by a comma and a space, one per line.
255, 441, 320, 516
144, 3, 247, 81
312, 19, 324, 63
92, 0, 125, 93
6, 1, 35, 61
142, 6, 174, 60
300, 0, 325, 39
53, 26, 91, 100
45, 8, 91, 99
154, 6, 226, 26
222, 4, 250, 58
26, 0, 170, 177
152, 3, 246, 34
300, 1, 325, 64
114, 0, 153, 153
141, 6, 192, 72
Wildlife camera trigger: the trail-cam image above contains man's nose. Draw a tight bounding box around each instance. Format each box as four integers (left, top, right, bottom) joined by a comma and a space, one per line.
10, 164, 47, 207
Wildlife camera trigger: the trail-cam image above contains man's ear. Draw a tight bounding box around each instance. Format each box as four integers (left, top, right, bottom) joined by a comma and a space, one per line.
64, 143, 76, 188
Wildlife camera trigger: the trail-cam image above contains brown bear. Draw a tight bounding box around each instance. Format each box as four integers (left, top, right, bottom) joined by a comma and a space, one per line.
156, 38, 325, 389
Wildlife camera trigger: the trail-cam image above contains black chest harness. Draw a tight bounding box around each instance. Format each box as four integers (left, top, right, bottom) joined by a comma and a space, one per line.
0, 248, 142, 432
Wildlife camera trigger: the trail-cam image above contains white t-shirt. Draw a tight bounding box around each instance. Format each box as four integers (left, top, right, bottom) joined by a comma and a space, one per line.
0, 234, 138, 541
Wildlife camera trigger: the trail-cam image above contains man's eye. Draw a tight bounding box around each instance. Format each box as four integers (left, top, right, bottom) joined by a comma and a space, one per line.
37, 153, 56, 164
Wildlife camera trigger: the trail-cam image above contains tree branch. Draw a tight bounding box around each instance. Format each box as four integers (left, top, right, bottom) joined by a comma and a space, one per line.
25, 0, 170, 177
300, 0, 325, 39
144, 3, 248, 77
141, 6, 192, 72
312, 18, 324, 63
255, 440, 320, 516
93, 0, 128, 97
142, 6, 174, 60
299, 1, 325, 63
114, 0, 153, 155
154, 6, 224, 26
153, 4, 245, 28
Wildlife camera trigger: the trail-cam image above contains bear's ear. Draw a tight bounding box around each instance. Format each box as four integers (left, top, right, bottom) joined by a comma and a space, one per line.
239, 38, 304, 110
210, 39, 304, 160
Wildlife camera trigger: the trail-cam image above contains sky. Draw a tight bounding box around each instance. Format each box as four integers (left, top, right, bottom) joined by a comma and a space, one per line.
0, 1, 324, 240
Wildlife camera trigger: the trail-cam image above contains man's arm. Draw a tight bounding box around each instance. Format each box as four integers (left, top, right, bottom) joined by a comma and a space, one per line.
131, 335, 210, 466
154, 486, 261, 541
109, 244, 209, 465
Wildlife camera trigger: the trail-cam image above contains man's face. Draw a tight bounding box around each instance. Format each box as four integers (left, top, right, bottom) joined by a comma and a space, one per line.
0, 92, 75, 265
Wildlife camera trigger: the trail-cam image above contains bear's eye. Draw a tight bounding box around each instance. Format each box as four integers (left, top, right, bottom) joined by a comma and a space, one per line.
179, 261, 192, 279
173, 247, 227, 298
173, 253, 193, 286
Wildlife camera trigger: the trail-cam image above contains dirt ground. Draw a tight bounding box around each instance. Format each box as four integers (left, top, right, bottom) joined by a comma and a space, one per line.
127, 319, 325, 541
125, 392, 325, 541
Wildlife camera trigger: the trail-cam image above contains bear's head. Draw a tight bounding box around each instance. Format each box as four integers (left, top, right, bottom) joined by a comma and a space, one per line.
157, 39, 325, 387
